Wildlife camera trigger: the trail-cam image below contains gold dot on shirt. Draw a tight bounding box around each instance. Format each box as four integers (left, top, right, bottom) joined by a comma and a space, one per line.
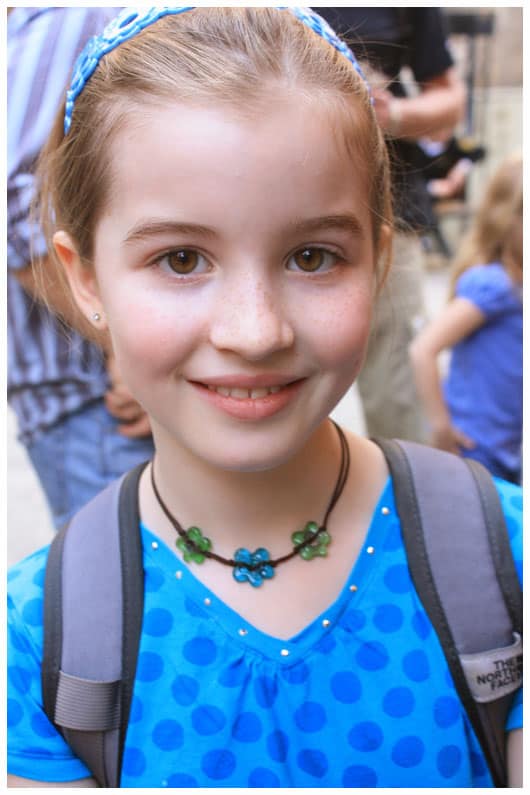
238, 628, 248, 637
204, 598, 211, 606
382, 506, 390, 515
280, 648, 290, 657
151, 541, 159, 550
175, 571, 183, 580
322, 619, 331, 628
350, 584, 358, 592
367, 546, 375, 555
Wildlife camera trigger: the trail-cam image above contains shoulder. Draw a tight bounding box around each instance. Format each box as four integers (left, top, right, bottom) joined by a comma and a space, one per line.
410, 7, 448, 34
407, 8, 453, 81
383, 450, 521, 584
7, 544, 96, 783
455, 264, 520, 317
8, 545, 50, 650
8, 545, 50, 604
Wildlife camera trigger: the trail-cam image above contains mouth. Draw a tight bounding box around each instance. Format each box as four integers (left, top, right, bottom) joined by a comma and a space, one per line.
205, 384, 283, 400
189, 377, 305, 420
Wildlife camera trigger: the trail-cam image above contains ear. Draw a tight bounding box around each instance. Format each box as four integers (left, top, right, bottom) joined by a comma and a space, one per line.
53, 231, 106, 329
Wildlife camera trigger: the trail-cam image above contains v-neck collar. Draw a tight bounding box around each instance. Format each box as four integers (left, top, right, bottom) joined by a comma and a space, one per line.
141, 477, 396, 664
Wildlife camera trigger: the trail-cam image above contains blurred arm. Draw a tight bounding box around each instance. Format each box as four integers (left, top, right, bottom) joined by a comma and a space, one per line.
374, 67, 466, 141
409, 297, 485, 453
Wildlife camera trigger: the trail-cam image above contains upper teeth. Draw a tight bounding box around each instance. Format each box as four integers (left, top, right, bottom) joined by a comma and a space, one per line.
207, 385, 283, 399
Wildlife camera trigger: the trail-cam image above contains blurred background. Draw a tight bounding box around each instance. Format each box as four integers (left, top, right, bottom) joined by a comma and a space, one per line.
7, 6, 523, 565
421, 7, 522, 266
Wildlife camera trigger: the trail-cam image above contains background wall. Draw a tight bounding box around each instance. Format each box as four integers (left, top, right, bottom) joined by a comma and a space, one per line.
423, 7, 523, 257
447, 7, 522, 185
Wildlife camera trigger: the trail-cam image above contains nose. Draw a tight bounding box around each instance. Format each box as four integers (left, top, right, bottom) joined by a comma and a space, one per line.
209, 276, 294, 360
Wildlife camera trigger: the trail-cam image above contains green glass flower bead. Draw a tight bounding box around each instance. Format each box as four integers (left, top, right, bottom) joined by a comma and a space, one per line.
292, 521, 331, 561
176, 526, 212, 564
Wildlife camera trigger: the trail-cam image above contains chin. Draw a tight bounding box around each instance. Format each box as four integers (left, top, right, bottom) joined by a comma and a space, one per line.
197, 436, 303, 474
180, 418, 319, 473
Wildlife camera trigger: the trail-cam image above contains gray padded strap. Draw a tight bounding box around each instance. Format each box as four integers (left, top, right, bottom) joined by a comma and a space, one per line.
57, 474, 126, 786
392, 440, 514, 654
61, 475, 125, 680
374, 438, 521, 787
43, 463, 147, 787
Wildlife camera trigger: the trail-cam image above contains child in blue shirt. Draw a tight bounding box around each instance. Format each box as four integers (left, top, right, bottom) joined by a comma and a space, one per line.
410, 154, 523, 483
7, 8, 522, 787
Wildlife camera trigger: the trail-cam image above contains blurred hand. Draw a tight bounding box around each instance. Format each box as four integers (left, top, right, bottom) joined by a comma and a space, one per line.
372, 87, 394, 132
105, 354, 152, 438
431, 424, 475, 456
427, 159, 471, 200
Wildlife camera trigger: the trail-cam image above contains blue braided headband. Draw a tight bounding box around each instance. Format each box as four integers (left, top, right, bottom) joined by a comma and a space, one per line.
64, 6, 370, 134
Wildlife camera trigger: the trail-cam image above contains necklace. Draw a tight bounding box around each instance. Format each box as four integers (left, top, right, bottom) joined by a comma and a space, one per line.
150, 421, 350, 587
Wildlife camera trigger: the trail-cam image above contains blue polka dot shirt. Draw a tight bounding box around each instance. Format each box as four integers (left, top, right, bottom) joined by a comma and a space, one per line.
7, 477, 522, 787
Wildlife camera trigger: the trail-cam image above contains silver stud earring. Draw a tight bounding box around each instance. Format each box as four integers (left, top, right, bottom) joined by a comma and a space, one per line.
92, 312, 101, 322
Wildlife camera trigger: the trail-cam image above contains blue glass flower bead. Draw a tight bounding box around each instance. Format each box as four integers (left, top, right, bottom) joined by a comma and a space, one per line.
292, 521, 331, 560
233, 548, 275, 587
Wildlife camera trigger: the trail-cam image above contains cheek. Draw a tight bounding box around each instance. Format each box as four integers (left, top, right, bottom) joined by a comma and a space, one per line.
305, 283, 374, 367
101, 292, 200, 379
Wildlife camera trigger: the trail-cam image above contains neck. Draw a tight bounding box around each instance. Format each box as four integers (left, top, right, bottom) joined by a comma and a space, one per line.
144, 419, 343, 554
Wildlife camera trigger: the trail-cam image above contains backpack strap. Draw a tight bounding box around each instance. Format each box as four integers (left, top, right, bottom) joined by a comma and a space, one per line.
373, 439, 522, 787
42, 461, 148, 787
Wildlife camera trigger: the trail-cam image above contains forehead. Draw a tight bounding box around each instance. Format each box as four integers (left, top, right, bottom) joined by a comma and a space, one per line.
102, 94, 372, 234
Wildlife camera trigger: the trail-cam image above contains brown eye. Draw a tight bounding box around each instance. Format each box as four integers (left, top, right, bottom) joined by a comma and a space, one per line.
166, 249, 200, 274
294, 248, 324, 272
289, 248, 336, 273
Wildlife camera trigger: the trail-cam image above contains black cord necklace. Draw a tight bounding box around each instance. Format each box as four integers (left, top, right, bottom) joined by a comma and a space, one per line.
150, 421, 350, 587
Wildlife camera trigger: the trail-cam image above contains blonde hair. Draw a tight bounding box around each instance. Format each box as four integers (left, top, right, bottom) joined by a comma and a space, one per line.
450, 152, 523, 294
36, 7, 392, 297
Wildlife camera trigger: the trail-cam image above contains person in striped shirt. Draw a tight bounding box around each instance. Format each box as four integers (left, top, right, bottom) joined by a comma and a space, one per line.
7, 7, 154, 531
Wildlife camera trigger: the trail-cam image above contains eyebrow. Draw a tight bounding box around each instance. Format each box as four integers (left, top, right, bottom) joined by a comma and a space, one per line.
122, 214, 365, 247
291, 214, 365, 238
122, 220, 217, 246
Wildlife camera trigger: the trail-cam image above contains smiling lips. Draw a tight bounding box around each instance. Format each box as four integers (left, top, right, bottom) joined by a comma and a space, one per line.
207, 384, 282, 399
190, 378, 305, 420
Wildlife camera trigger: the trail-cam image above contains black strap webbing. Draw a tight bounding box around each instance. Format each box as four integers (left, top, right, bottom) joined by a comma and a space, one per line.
117, 462, 147, 783
42, 462, 147, 787
42, 520, 67, 724
373, 439, 521, 787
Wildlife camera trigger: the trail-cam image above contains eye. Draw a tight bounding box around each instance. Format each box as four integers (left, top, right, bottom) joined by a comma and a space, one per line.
157, 249, 209, 276
287, 247, 338, 273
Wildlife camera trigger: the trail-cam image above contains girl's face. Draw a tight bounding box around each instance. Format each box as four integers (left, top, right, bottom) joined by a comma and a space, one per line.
72, 97, 380, 470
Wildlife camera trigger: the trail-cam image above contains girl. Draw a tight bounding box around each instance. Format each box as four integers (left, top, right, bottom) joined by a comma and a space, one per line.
410, 154, 523, 483
7, 8, 522, 788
